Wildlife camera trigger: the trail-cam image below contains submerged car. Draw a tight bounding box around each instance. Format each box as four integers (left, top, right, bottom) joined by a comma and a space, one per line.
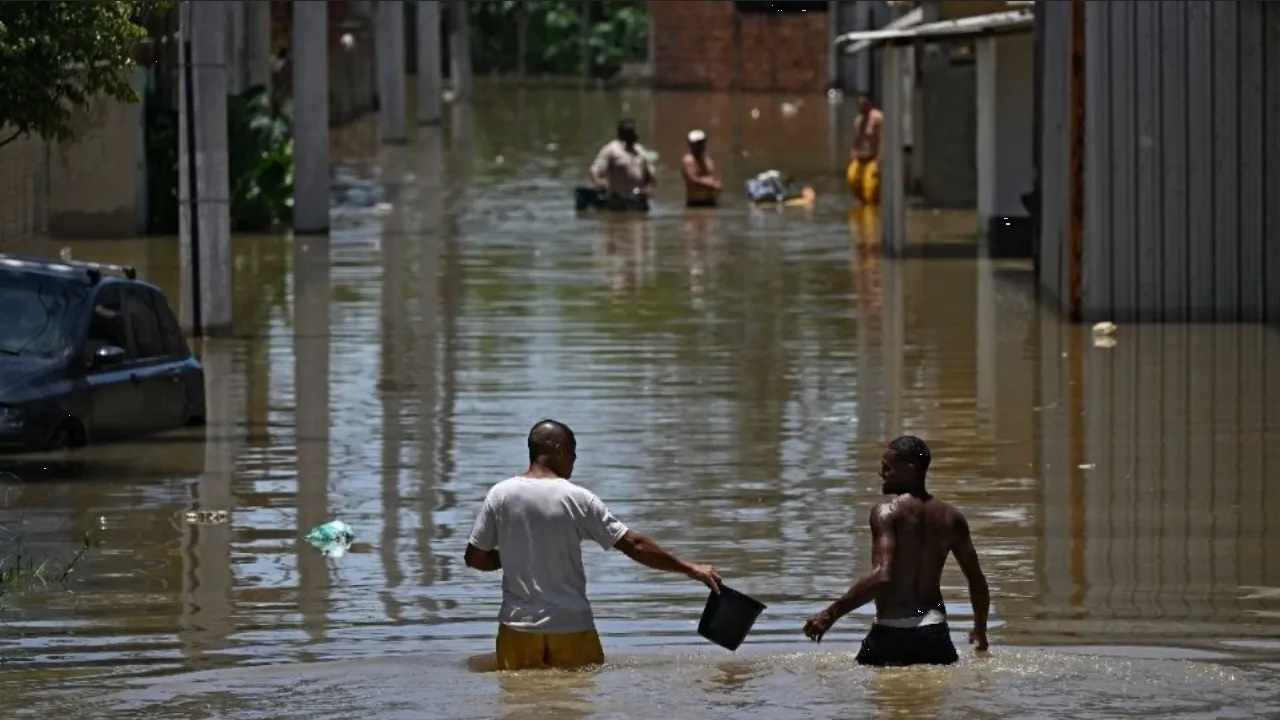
0, 254, 206, 452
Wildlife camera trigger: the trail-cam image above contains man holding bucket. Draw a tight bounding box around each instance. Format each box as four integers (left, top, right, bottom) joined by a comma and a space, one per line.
802, 435, 991, 665
465, 419, 721, 670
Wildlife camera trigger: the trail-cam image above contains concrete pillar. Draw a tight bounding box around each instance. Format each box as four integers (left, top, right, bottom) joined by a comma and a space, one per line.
516, 2, 530, 80
226, 1, 247, 94
580, 1, 592, 84
880, 44, 907, 255
293, 0, 329, 234
449, 0, 472, 101
178, 0, 233, 338
976, 34, 1035, 231
245, 0, 273, 91
377, 0, 408, 143
417, 1, 443, 124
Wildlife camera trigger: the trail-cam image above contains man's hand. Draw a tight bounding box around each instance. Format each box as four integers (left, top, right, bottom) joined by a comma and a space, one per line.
803, 610, 836, 643
685, 563, 722, 592
968, 629, 989, 652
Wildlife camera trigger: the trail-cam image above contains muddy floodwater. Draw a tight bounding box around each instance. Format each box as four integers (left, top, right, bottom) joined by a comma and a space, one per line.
1, 86, 1279, 719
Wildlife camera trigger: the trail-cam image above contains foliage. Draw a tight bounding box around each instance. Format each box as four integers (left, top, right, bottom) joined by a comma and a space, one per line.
0, 1, 174, 148
0, 528, 95, 608
146, 85, 294, 235
467, 1, 648, 79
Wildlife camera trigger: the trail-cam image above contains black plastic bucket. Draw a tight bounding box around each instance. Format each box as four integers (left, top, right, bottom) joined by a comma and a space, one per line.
697, 585, 767, 652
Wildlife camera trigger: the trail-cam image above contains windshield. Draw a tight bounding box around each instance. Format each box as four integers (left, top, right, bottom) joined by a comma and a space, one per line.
0, 270, 92, 358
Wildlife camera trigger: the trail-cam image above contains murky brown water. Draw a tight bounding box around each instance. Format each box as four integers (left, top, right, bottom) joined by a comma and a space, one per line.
2, 85, 1279, 718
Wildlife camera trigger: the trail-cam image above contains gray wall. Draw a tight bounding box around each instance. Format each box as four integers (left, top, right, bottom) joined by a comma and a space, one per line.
1038, 0, 1072, 313
1042, 0, 1280, 323
920, 49, 977, 208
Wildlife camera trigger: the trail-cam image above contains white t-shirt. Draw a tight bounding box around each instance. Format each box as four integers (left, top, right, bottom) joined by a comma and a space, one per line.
468, 476, 630, 633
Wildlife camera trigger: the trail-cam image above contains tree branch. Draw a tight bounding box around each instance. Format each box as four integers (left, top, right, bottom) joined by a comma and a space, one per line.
0, 130, 23, 149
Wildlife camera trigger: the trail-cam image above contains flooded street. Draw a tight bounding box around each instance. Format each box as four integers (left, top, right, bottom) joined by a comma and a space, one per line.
2, 85, 1280, 718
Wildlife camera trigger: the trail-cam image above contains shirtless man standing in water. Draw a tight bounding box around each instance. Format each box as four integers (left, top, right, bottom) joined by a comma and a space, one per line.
803, 435, 990, 666
847, 92, 883, 205
681, 129, 722, 208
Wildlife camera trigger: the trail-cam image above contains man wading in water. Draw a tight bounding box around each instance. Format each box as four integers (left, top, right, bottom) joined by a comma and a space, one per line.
465, 419, 720, 671
802, 435, 990, 665
681, 129, 722, 208
589, 119, 656, 212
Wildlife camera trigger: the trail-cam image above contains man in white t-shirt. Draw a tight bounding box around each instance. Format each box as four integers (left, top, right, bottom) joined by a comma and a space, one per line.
466, 419, 721, 670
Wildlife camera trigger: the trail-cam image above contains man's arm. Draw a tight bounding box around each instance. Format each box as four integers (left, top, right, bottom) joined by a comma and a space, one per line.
951, 513, 990, 650
613, 530, 720, 591
589, 144, 612, 188
681, 155, 720, 190
868, 113, 883, 161
463, 491, 502, 572
804, 504, 896, 642
464, 544, 502, 572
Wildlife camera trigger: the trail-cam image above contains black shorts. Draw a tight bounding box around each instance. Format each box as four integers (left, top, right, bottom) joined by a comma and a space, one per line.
855, 622, 959, 667
686, 197, 719, 208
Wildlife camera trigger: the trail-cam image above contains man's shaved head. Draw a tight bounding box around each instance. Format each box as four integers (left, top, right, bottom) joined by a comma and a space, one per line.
528, 419, 576, 463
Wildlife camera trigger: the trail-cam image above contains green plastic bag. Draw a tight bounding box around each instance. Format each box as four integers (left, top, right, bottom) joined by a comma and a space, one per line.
304, 519, 354, 558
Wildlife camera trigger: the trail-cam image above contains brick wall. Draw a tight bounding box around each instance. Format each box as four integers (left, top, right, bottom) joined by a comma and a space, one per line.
651, 1, 830, 94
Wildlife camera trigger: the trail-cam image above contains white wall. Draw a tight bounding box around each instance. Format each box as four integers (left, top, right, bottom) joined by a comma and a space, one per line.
976, 33, 1034, 223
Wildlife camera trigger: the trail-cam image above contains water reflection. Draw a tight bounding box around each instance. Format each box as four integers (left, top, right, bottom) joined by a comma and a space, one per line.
1033, 323, 1280, 650
1, 84, 1279, 718
177, 340, 236, 669
294, 229, 332, 644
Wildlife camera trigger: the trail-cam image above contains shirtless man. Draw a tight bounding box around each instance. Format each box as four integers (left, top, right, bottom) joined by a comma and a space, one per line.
802, 435, 990, 666
681, 129, 722, 208
847, 92, 883, 205
589, 118, 656, 212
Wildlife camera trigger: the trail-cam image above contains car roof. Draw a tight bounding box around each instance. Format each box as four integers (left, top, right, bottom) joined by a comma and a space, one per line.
0, 253, 156, 290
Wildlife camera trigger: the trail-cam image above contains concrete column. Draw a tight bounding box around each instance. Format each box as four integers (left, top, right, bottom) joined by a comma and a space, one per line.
416, 1, 443, 124
245, 0, 273, 91
449, 0, 472, 101
880, 44, 907, 255
976, 34, 1035, 233
178, 0, 233, 338
377, 0, 408, 143
293, 0, 330, 234
226, 1, 247, 94
580, 1, 592, 84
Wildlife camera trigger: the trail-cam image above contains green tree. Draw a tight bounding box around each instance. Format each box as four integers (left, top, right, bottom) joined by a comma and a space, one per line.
0, 1, 172, 148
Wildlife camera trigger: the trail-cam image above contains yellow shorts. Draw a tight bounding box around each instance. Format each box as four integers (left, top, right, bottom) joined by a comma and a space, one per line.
495, 624, 605, 671
847, 158, 881, 205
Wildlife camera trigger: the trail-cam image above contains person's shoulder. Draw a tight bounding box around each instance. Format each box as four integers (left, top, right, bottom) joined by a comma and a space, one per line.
486, 475, 527, 498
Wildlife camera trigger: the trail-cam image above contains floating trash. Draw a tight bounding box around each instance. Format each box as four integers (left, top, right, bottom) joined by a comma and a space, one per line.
305, 520, 355, 558
184, 510, 230, 525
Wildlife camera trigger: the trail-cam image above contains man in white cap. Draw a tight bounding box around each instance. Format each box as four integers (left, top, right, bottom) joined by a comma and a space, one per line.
681, 129, 722, 208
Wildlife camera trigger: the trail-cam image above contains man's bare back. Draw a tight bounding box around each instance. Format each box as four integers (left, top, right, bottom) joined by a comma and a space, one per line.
803, 436, 990, 667
871, 494, 975, 619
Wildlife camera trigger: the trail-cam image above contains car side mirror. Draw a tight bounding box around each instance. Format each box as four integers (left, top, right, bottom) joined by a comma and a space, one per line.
91, 344, 127, 369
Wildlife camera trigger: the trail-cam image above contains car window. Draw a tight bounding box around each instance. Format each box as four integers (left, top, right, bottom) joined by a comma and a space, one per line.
84, 285, 128, 359
149, 290, 187, 357
122, 286, 166, 360
0, 269, 90, 358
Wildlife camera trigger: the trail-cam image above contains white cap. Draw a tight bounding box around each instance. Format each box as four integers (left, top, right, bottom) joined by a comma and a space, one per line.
687, 129, 707, 144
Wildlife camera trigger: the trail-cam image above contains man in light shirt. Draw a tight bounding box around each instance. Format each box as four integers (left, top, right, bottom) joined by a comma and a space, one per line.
466, 419, 721, 670
588, 118, 656, 212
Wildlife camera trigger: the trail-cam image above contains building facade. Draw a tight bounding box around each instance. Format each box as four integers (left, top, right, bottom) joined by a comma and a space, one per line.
650, 1, 832, 94
1038, 0, 1280, 323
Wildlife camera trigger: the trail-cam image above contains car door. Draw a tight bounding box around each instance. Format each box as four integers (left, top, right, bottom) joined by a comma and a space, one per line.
82, 285, 140, 441
145, 288, 200, 426
119, 285, 184, 435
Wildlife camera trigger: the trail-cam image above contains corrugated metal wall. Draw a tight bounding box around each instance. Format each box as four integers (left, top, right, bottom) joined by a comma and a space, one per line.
1038, 0, 1072, 313
1046, 1, 1280, 323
